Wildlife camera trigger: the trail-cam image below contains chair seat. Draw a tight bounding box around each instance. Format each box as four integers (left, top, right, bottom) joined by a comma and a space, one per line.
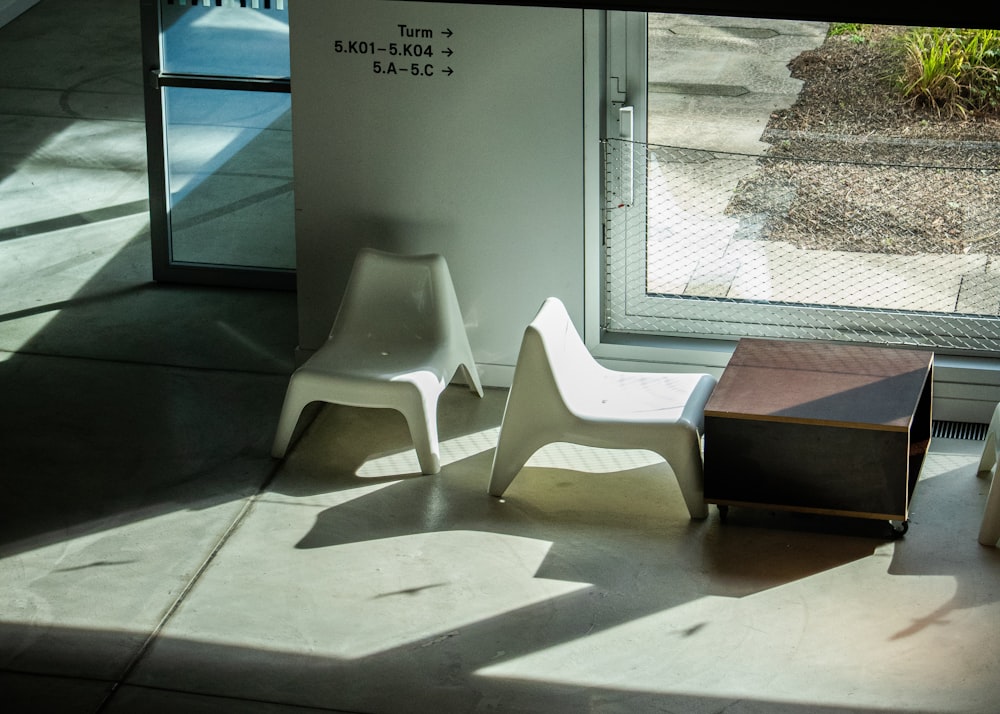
566, 370, 711, 424
303, 338, 451, 382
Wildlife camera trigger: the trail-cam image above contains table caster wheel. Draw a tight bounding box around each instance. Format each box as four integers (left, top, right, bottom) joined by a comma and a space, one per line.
718, 505, 729, 523
888, 519, 909, 539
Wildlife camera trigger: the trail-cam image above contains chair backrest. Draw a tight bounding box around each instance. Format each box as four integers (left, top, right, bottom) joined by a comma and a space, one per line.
330, 248, 462, 344
526, 297, 597, 369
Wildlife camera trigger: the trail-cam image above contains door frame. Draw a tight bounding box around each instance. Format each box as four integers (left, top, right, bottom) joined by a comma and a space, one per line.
140, 0, 296, 290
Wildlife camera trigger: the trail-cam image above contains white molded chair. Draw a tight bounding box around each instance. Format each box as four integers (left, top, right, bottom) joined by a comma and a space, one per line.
271, 248, 483, 474
488, 297, 718, 519
977, 403, 1000, 546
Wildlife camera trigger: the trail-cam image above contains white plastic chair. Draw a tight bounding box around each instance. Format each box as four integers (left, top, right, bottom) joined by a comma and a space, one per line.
271, 248, 483, 474
977, 403, 1000, 546
488, 297, 718, 519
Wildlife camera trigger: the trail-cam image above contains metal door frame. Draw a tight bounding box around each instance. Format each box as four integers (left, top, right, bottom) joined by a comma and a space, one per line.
140, 0, 295, 290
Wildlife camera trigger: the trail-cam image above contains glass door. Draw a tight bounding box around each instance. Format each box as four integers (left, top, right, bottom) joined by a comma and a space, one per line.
141, 0, 295, 289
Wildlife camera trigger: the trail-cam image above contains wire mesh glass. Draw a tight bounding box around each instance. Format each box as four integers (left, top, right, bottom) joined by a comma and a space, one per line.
603, 138, 1000, 353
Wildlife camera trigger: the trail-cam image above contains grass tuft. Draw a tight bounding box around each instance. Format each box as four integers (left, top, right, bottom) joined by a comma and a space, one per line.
898, 27, 1000, 117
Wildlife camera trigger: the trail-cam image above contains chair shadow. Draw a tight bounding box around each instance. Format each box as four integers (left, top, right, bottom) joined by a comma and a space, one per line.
277, 390, 886, 603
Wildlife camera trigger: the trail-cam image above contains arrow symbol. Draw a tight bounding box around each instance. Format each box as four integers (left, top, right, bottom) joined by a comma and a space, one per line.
444, 67, 454, 76
442, 28, 453, 37
443, 47, 454, 57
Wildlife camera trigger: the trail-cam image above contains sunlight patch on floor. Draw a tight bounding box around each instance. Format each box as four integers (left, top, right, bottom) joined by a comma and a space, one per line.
156, 529, 591, 661
475, 562, 965, 711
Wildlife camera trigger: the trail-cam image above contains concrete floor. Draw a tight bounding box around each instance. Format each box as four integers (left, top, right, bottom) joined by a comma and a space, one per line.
3, 2, 1000, 713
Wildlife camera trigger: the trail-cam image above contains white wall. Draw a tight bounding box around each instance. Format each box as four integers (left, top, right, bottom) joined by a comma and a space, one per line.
289, 0, 592, 385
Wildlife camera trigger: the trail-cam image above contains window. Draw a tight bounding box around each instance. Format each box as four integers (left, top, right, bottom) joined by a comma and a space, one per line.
602, 12, 1000, 355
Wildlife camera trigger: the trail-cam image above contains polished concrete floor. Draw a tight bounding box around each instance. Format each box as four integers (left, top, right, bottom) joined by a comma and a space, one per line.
3, 2, 1000, 713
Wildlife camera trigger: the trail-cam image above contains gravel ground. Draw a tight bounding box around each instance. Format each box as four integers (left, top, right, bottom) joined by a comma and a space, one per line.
732, 25, 1000, 256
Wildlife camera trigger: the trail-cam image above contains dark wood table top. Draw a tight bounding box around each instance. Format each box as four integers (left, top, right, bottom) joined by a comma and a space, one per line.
705, 338, 934, 430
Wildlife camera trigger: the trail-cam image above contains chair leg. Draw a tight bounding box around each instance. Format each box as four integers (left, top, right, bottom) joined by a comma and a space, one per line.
656, 427, 709, 520
488, 443, 531, 497
460, 361, 485, 397
488, 406, 534, 496
978, 404, 1000, 473
979, 472, 1000, 546
400, 390, 442, 475
271, 377, 312, 458
488, 420, 551, 497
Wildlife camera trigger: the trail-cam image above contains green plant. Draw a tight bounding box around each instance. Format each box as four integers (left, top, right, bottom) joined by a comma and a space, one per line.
898, 27, 1000, 117
830, 22, 864, 36
829, 22, 867, 44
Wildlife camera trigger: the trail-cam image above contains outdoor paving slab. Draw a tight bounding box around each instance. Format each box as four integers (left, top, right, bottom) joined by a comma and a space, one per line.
648, 92, 782, 154
956, 268, 1000, 315
647, 14, 827, 153
725, 241, 988, 311
647, 48, 808, 95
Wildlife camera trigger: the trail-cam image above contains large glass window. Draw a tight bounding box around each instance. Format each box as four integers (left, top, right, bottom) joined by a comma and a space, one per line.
603, 12, 1000, 355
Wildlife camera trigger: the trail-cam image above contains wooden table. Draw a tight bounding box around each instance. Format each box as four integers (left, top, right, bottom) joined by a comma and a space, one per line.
703, 338, 934, 533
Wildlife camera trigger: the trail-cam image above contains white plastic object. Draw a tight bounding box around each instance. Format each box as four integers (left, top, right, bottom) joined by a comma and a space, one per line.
271, 248, 483, 474
488, 297, 717, 519
977, 403, 1000, 546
